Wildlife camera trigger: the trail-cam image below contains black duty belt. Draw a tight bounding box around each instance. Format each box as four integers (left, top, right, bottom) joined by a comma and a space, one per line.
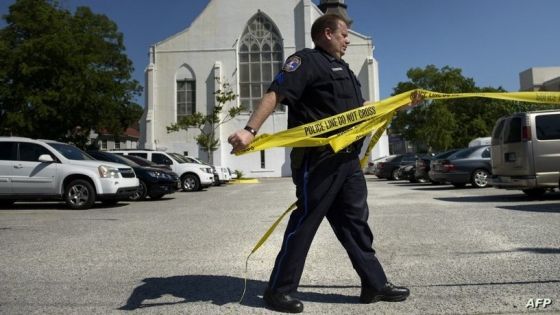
314, 145, 356, 154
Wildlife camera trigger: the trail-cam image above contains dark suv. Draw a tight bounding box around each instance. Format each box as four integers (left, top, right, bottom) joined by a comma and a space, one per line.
375, 154, 419, 180
87, 151, 179, 201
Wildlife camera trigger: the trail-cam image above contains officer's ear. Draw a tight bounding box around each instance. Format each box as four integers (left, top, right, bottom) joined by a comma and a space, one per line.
324, 27, 334, 41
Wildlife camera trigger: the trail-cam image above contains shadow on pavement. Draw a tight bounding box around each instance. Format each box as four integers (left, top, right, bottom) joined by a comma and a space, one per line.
417, 278, 560, 288
119, 275, 357, 311
455, 247, 560, 255
0, 202, 129, 211
497, 203, 560, 213
412, 186, 466, 191
435, 194, 560, 203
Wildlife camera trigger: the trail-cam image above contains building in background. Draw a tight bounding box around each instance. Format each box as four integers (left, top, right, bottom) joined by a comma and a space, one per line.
90, 127, 139, 151
139, 0, 388, 177
520, 67, 560, 91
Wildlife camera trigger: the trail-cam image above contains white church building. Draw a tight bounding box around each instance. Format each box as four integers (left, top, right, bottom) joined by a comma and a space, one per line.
139, 0, 389, 177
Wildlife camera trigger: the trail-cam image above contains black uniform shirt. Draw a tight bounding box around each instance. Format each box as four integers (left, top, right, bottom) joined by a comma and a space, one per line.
268, 47, 365, 130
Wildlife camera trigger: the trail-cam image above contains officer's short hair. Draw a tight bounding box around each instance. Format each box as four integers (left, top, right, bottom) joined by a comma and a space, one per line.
311, 14, 348, 42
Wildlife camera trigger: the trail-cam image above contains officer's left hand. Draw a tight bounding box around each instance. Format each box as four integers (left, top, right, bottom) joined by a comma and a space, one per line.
228, 129, 254, 154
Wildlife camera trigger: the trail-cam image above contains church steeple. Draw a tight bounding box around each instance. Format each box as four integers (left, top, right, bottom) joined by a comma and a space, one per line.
318, 0, 352, 26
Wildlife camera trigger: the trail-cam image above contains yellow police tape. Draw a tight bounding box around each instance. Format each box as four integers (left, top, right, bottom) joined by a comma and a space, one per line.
237, 89, 560, 302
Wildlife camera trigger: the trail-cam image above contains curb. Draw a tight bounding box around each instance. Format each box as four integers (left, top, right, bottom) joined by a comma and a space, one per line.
230, 178, 260, 184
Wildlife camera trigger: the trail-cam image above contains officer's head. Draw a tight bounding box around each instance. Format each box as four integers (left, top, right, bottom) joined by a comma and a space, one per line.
311, 14, 350, 60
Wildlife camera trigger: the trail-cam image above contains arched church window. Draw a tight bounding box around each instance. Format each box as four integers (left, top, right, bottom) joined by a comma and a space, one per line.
239, 12, 284, 112
176, 65, 196, 121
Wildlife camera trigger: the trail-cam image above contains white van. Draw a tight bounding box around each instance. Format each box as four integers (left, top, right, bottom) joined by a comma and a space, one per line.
489, 110, 560, 197
111, 150, 214, 191
0, 137, 139, 209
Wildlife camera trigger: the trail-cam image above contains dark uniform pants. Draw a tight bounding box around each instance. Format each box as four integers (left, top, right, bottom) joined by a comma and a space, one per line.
268, 148, 388, 294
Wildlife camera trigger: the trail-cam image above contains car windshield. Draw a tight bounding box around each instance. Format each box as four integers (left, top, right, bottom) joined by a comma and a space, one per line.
168, 152, 189, 163
104, 153, 139, 167
47, 143, 94, 160
448, 147, 479, 159
181, 155, 202, 164
385, 156, 398, 162
435, 149, 459, 159
122, 155, 157, 167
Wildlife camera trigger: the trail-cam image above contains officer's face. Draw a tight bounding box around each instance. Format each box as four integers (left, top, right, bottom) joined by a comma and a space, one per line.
326, 20, 350, 59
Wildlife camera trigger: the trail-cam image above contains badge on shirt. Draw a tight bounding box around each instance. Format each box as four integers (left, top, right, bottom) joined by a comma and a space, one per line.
282, 56, 301, 72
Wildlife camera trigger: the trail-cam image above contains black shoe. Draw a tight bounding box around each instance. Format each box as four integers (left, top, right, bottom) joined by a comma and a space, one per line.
360, 282, 410, 303
263, 288, 304, 313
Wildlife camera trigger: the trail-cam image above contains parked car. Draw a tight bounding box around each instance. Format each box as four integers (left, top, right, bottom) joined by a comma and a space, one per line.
416, 149, 459, 184
365, 155, 395, 175
179, 155, 232, 185
396, 163, 416, 182
87, 151, 179, 201
216, 166, 231, 184
429, 145, 492, 188
0, 137, 139, 209
395, 153, 437, 183
227, 167, 238, 180
110, 150, 214, 192
489, 110, 560, 197
375, 154, 419, 180
177, 155, 225, 186
120, 154, 172, 171
177, 155, 220, 185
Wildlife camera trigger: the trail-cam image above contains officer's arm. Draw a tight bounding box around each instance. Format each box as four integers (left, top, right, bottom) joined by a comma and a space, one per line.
228, 91, 284, 154
246, 91, 284, 132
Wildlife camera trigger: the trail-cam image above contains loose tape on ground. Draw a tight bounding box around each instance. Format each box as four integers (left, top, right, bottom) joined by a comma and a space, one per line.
238, 89, 560, 302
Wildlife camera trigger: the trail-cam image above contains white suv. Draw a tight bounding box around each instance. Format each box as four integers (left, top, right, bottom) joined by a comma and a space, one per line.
0, 137, 139, 209
111, 150, 214, 191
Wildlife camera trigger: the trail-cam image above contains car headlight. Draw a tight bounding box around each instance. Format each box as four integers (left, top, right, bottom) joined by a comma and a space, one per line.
98, 165, 120, 178
200, 167, 213, 174
146, 170, 162, 178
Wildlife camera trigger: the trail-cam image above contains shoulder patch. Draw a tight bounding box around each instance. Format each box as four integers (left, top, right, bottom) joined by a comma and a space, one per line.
282, 56, 302, 72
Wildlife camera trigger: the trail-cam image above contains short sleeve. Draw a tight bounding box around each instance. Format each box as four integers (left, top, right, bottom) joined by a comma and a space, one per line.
267, 52, 312, 107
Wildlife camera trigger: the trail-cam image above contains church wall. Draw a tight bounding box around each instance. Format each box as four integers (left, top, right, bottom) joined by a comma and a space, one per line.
142, 0, 387, 177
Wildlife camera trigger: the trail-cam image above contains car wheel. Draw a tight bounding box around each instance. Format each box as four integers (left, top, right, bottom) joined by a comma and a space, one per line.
390, 169, 401, 180
471, 169, 489, 188
65, 179, 95, 210
522, 188, 546, 198
452, 183, 466, 188
130, 180, 148, 201
149, 193, 165, 200
182, 174, 201, 192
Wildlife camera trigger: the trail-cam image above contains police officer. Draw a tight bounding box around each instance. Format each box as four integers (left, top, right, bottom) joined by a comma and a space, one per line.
229, 14, 416, 313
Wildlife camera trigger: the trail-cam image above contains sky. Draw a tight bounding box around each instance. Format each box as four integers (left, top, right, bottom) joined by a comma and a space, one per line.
1, 0, 559, 106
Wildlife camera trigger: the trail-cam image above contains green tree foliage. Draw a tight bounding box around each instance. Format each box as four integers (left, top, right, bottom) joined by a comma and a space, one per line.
391, 65, 553, 151
0, 0, 143, 148
166, 81, 244, 164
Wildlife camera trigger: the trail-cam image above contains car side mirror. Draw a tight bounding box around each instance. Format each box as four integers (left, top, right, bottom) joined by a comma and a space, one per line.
38, 154, 54, 163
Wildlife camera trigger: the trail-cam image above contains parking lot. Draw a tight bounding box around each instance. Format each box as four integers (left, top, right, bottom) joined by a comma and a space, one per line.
1, 176, 559, 314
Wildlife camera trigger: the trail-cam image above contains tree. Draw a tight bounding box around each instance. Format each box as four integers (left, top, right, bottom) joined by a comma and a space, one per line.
166, 80, 244, 164
390, 65, 549, 151
0, 0, 143, 148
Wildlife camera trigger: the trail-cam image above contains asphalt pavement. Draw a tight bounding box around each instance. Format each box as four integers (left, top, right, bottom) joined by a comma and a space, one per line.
1, 176, 559, 314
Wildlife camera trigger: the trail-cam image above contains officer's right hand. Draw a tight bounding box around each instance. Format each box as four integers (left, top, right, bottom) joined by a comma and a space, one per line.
228, 129, 255, 154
